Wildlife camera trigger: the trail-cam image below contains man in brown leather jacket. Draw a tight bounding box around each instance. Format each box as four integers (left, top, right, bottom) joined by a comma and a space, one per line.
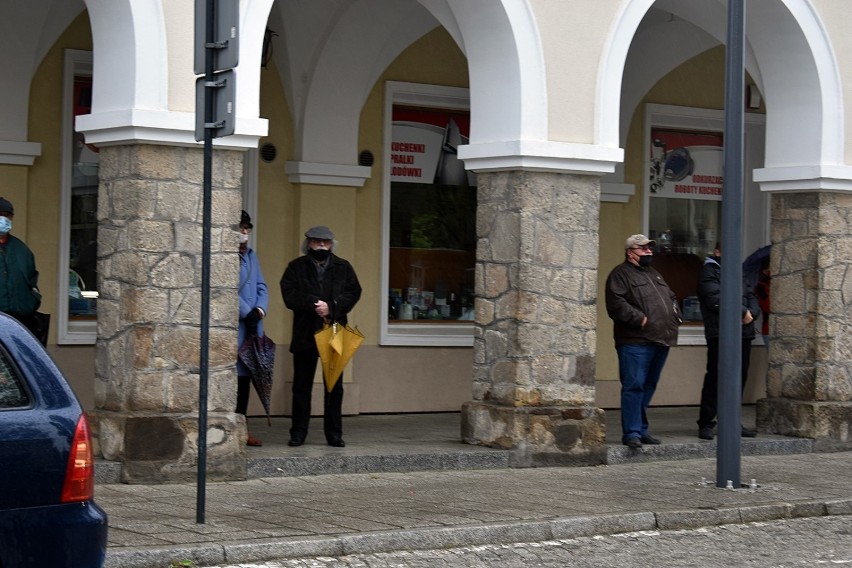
605, 234, 681, 448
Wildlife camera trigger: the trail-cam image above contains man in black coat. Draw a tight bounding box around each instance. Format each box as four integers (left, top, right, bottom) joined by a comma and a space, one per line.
696, 243, 760, 440
281, 226, 361, 447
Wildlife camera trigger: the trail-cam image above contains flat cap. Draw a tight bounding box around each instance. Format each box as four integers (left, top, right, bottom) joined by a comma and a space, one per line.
305, 226, 334, 240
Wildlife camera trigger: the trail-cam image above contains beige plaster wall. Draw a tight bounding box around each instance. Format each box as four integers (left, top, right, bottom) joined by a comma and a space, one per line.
596, 344, 768, 409
243, 26, 474, 417
531, 0, 624, 144
26, 13, 93, 401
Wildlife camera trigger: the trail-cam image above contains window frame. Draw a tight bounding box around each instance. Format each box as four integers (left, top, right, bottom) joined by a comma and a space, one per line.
380, 81, 475, 346
57, 49, 96, 345
643, 103, 767, 346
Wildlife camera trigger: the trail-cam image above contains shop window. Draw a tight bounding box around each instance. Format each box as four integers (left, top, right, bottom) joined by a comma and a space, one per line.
644, 104, 767, 345
57, 50, 98, 344
381, 82, 475, 346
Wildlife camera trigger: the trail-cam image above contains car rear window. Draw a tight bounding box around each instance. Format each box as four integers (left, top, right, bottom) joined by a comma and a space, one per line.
0, 351, 29, 408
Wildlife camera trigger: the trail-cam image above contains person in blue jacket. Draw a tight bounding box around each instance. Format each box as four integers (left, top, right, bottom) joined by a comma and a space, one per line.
237, 210, 269, 447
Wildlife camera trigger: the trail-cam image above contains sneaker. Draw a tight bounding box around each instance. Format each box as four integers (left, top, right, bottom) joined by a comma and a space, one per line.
246, 434, 263, 447
741, 426, 757, 438
288, 437, 305, 447
640, 434, 661, 445
624, 437, 642, 449
698, 427, 715, 440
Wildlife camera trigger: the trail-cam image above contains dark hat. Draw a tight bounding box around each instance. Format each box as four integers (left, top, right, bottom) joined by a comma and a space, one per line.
305, 226, 334, 240
0, 197, 13, 215
240, 210, 253, 229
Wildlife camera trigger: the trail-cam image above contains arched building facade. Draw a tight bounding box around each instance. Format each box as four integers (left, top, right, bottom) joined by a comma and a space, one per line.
2, 0, 849, 481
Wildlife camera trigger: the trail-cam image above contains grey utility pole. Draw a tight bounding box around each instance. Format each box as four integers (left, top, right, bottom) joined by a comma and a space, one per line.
718, 0, 746, 489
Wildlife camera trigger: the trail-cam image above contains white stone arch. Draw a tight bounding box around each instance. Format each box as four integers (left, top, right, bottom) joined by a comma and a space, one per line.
78, 0, 267, 149
453, 0, 623, 174
753, 0, 849, 189
598, 0, 846, 190
288, 0, 442, 174
0, 0, 85, 163
83, 0, 167, 114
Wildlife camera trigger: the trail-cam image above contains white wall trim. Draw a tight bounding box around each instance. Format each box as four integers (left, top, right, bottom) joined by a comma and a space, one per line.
754, 165, 852, 192
600, 182, 635, 203
458, 140, 623, 175
0, 141, 42, 166
76, 110, 267, 150
58, 50, 96, 345
283, 161, 372, 187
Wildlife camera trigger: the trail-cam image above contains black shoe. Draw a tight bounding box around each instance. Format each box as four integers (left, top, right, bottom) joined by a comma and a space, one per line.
288, 437, 305, 447
327, 438, 346, 448
741, 426, 757, 438
698, 427, 715, 440
640, 434, 661, 445
624, 437, 642, 449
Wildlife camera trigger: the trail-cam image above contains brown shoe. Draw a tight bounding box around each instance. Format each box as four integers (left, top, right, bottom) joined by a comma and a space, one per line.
246, 434, 263, 447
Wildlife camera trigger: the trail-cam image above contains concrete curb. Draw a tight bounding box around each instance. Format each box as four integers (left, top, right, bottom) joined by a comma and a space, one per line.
104, 499, 852, 568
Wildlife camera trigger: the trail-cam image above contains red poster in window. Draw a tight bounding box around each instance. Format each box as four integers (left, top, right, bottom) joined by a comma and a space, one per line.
649, 128, 723, 200
391, 106, 473, 186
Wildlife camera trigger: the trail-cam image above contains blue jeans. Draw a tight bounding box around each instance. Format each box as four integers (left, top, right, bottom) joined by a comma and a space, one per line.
616, 343, 670, 443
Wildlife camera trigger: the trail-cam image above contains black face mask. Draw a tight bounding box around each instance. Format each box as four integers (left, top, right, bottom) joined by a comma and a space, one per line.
308, 248, 330, 262
638, 255, 653, 267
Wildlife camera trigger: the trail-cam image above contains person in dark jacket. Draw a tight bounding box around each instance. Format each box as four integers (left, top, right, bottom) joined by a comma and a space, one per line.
696, 244, 760, 440
236, 210, 268, 447
0, 197, 42, 338
605, 234, 681, 449
280, 226, 361, 447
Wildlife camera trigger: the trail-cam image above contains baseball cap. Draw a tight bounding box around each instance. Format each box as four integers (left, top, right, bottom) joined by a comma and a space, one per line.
625, 234, 656, 249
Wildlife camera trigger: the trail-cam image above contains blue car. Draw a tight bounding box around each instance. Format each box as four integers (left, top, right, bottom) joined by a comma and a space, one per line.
0, 313, 107, 567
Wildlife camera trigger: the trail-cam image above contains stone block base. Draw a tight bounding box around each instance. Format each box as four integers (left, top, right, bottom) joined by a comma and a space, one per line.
461, 401, 607, 467
757, 397, 852, 451
90, 410, 247, 483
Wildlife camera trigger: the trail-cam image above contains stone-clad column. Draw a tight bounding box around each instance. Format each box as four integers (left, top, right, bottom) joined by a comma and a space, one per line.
90, 144, 247, 482
461, 171, 606, 466
757, 192, 852, 451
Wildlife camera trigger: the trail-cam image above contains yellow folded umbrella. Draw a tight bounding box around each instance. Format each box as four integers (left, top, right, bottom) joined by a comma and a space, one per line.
314, 322, 365, 392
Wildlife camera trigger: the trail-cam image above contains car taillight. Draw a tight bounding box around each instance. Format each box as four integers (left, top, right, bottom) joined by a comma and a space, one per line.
61, 413, 95, 503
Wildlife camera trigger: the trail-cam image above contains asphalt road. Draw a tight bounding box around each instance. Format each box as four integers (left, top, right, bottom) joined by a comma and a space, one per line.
205, 514, 852, 567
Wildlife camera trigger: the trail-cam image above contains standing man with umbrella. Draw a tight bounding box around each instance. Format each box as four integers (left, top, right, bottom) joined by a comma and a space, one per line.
236, 210, 269, 447
281, 226, 361, 448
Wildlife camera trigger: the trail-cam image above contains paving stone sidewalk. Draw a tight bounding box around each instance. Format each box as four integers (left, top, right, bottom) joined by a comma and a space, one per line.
101, 452, 852, 568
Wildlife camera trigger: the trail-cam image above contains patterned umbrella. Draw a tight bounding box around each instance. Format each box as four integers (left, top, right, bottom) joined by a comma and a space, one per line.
238, 334, 276, 426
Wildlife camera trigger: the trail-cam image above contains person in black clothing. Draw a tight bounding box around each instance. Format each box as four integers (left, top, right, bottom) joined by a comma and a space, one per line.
696, 244, 760, 440
280, 226, 361, 447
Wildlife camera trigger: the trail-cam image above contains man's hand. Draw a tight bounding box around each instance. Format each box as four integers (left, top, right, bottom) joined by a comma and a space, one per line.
315, 299, 329, 318
742, 310, 754, 325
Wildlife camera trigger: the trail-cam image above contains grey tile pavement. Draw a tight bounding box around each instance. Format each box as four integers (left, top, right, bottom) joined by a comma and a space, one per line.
99, 407, 852, 568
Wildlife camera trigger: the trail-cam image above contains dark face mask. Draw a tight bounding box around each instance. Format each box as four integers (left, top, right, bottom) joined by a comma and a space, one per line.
309, 248, 330, 262
638, 255, 653, 267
